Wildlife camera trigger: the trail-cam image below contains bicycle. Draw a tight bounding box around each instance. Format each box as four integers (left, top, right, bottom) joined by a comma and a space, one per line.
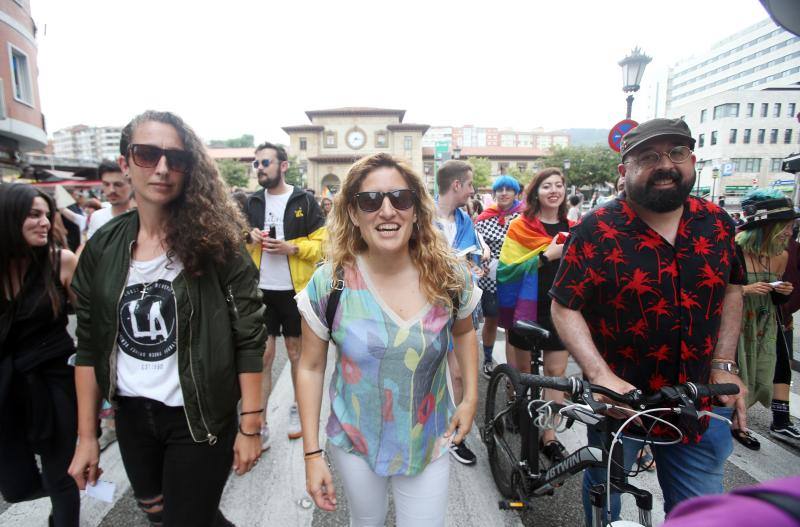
481, 320, 739, 527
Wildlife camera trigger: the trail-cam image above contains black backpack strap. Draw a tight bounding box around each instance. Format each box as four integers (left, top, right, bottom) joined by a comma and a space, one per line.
325, 266, 345, 335
747, 491, 800, 520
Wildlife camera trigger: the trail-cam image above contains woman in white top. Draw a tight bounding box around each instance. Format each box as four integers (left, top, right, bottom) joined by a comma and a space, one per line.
68, 111, 266, 527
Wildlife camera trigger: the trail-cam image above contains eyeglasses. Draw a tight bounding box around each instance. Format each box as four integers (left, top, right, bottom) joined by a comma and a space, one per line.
128, 144, 191, 174
631, 145, 692, 169
353, 189, 416, 213
252, 159, 273, 169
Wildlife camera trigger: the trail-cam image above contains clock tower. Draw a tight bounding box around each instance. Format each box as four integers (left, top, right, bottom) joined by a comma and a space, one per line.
282, 107, 429, 196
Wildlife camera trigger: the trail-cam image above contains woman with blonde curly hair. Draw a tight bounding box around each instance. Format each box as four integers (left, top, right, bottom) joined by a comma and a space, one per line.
67, 110, 267, 526
295, 153, 480, 526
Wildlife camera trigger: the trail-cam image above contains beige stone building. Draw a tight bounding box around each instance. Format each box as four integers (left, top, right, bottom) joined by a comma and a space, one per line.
283, 107, 429, 196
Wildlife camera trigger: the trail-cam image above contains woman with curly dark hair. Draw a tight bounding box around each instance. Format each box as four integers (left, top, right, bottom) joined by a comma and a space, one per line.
0, 183, 80, 526
68, 110, 267, 526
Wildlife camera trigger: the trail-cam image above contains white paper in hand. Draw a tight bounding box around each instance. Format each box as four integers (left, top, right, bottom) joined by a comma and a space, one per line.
85, 480, 116, 503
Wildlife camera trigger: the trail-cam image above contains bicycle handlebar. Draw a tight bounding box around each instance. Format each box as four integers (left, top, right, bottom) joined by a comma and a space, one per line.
516, 373, 738, 409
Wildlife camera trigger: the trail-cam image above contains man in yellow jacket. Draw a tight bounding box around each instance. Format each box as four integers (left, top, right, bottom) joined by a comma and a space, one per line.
245, 142, 326, 446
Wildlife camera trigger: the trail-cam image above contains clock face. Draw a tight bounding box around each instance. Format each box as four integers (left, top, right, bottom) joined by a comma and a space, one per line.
346, 129, 366, 149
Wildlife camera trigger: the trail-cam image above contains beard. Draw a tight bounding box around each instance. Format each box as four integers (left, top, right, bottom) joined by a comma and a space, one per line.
258, 170, 280, 190
626, 168, 696, 213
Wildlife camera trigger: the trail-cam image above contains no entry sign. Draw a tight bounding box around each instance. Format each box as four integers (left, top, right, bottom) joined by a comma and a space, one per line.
608, 119, 638, 153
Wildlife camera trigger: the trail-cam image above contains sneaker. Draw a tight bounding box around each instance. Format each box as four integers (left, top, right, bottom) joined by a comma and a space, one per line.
482, 361, 494, 379
770, 422, 800, 440
449, 439, 477, 465
260, 424, 271, 452
287, 404, 302, 440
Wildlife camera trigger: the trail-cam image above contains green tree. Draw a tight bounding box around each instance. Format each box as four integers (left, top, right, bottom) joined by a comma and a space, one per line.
506, 165, 536, 188
538, 145, 620, 189
285, 155, 304, 187
209, 134, 255, 148
467, 157, 493, 189
217, 159, 250, 189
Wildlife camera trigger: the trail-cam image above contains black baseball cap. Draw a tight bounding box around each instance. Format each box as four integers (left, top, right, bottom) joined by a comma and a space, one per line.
620, 118, 696, 160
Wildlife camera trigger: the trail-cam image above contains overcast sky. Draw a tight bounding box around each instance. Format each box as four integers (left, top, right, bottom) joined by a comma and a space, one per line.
32, 0, 769, 143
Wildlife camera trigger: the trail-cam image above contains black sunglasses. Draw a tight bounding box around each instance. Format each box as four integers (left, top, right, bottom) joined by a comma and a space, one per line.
128, 144, 191, 174
353, 189, 416, 213
252, 159, 273, 169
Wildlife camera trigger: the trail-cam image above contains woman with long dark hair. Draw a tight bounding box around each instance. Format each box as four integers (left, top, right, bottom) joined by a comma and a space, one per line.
496, 167, 575, 462
0, 183, 80, 526
67, 110, 267, 526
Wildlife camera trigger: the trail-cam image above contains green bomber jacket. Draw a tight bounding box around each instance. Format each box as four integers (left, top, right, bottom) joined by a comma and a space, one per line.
72, 210, 266, 444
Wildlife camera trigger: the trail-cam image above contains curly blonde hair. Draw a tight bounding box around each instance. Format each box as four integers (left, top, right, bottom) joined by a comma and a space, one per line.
327, 153, 465, 308
120, 110, 247, 276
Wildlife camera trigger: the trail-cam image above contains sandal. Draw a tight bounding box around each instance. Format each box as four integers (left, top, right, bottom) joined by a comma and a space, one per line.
731, 428, 761, 451
540, 439, 568, 463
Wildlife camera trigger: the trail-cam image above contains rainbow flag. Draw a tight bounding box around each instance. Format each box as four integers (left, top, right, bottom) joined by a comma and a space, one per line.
496, 215, 553, 330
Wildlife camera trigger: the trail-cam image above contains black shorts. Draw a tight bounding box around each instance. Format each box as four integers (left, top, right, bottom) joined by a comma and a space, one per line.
507, 315, 564, 352
261, 289, 301, 337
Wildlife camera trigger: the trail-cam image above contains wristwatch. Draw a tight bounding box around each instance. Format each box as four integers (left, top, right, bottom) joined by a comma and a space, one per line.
710, 361, 740, 375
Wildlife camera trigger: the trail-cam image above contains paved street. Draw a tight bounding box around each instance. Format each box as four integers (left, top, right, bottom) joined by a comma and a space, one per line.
2, 324, 799, 526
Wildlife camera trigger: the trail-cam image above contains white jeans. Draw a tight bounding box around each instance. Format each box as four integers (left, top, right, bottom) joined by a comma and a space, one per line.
328, 445, 451, 527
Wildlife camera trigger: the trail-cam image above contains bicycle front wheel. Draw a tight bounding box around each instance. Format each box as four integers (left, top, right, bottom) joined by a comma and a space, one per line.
485, 363, 526, 499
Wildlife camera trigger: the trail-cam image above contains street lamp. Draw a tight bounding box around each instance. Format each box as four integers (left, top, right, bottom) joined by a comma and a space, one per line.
453, 145, 462, 160
299, 163, 307, 190
710, 166, 720, 202
563, 159, 573, 195
619, 47, 652, 119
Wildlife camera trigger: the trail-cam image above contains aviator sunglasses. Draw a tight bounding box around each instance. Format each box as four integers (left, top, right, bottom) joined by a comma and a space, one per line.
128, 144, 192, 174
353, 189, 416, 212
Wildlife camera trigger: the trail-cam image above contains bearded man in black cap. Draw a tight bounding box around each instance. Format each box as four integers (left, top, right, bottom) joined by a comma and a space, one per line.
549, 118, 749, 524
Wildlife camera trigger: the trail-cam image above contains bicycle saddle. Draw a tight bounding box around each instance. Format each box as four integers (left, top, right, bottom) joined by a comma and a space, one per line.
513, 320, 550, 340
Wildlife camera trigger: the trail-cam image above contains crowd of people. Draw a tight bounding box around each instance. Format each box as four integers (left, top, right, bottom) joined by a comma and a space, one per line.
1, 114, 798, 526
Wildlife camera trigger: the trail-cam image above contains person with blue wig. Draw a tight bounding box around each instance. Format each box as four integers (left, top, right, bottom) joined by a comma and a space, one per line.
474, 174, 524, 378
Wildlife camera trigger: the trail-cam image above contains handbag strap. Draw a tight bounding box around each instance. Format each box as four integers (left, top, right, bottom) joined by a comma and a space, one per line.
325, 266, 344, 334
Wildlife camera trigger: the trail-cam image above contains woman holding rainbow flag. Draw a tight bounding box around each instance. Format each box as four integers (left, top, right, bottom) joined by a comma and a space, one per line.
497, 167, 575, 462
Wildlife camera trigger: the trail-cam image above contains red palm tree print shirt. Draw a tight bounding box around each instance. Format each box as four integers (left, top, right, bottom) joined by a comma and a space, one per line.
550, 196, 745, 442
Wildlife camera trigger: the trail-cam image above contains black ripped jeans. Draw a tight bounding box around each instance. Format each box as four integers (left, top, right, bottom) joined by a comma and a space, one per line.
115, 397, 236, 527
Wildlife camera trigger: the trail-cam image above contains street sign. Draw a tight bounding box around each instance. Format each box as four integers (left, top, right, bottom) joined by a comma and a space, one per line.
772, 179, 795, 186
722, 163, 734, 176
608, 119, 638, 153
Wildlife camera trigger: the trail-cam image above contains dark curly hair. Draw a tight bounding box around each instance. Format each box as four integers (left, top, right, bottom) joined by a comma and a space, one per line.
120, 110, 247, 276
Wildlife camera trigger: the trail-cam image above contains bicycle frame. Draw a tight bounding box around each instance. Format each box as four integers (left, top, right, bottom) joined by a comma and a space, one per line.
486, 339, 655, 526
